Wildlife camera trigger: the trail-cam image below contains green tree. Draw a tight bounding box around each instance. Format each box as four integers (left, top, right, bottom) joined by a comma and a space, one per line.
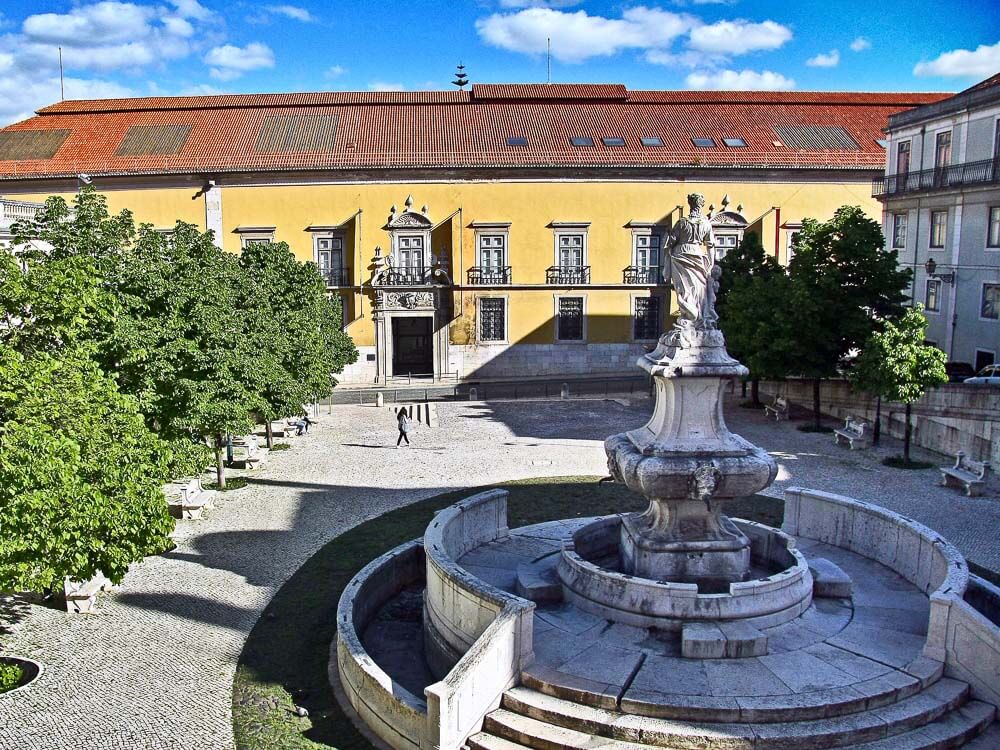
786, 206, 912, 427
850, 307, 947, 463
0, 344, 174, 592
717, 231, 789, 405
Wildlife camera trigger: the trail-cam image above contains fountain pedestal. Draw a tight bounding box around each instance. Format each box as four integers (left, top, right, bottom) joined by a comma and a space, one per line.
606, 328, 776, 586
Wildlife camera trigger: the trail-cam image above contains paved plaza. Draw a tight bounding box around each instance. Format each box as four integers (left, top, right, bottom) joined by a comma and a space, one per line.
0, 396, 996, 749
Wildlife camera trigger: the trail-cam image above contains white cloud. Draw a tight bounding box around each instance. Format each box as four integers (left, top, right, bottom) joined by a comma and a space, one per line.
205, 42, 275, 80
476, 7, 696, 63
850, 37, 871, 52
807, 49, 840, 68
914, 41, 1000, 78
369, 81, 406, 92
325, 65, 347, 79
23, 2, 155, 46
263, 5, 316, 22
170, 0, 214, 22
0, 73, 136, 124
688, 19, 792, 55
686, 68, 795, 90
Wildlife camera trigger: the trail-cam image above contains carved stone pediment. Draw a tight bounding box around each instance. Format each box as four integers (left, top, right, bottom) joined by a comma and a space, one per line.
376, 290, 436, 311
386, 211, 433, 229
711, 211, 748, 228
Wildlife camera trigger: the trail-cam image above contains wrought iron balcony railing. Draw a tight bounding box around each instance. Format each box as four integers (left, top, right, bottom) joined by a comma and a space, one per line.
380, 267, 428, 286
623, 265, 663, 284
546, 265, 591, 285
467, 266, 512, 285
321, 267, 351, 287
872, 157, 1000, 198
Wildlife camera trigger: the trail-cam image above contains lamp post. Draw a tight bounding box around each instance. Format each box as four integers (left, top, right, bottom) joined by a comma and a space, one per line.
924, 257, 955, 284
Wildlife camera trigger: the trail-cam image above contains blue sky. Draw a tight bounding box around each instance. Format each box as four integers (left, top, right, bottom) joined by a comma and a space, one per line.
1, 0, 998, 125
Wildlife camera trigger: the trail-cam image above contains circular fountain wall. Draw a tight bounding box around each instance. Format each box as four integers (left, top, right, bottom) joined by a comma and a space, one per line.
557, 514, 813, 630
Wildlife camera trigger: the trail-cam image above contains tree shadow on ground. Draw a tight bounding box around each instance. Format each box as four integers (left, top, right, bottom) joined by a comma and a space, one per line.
0, 595, 34, 644
229, 477, 784, 750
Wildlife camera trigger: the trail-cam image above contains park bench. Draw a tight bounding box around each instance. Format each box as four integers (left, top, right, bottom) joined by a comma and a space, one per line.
63, 572, 112, 614
939, 452, 991, 497
269, 420, 295, 438
834, 417, 872, 450
230, 435, 267, 470
164, 477, 217, 520
763, 395, 789, 422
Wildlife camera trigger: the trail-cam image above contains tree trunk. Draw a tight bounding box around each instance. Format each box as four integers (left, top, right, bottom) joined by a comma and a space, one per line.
903, 403, 912, 463
214, 434, 226, 490
813, 379, 822, 429
265, 420, 274, 450
751, 377, 760, 407
873, 396, 882, 446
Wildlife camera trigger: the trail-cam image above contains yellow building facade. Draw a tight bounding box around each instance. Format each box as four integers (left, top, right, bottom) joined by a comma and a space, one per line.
0, 85, 941, 382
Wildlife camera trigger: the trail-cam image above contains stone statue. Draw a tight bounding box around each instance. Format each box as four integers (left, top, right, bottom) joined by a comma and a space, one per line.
663, 193, 717, 330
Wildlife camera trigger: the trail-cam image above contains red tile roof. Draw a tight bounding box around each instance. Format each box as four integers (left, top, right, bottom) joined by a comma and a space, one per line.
0, 84, 950, 180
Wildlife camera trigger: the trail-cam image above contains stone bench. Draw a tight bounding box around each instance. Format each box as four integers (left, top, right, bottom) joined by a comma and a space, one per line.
269, 420, 295, 438
164, 477, 216, 519
230, 436, 266, 469
939, 451, 990, 497
63, 572, 112, 614
834, 416, 871, 450
763, 395, 789, 421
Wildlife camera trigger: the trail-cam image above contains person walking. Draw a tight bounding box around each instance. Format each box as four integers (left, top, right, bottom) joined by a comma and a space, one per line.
396, 408, 411, 447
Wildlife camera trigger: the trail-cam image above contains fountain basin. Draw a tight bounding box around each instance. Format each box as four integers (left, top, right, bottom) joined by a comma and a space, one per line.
557, 515, 813, 630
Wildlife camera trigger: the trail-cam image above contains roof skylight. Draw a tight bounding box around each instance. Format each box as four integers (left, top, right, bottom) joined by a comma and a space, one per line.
507, 136, 528, 146
723, 137, 747, 148
691, 137, 715, 148
641, 137, 663, 147
602, 137, 626, 146
570, 137, 594, 147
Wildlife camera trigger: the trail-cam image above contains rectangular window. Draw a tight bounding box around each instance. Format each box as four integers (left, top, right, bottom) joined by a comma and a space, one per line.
479, 298, 506, 342
924, 279, 941, 312
892, 213, 907, 249
930, 211, 947, 248
558, 234, 585, 267
240, 232, 274, 249
315, 235, 345, 285
507, 136, 528, 146
478, 233, 506, 268
691, 137, 715, 148
633, 297, 660, 340
602, 137, 626, 146
897, 140, 910, 174
634, 233, 661, 269
557, 297, 584, 341
641, 137, 663, 147
715, 233, 739, 260
988, 206, 1000, 248
935, 131, 952, 168
723, 137, 747, 147
982, 283, 1000, 320
570, 137, 594, 147
397, 235, 425, 270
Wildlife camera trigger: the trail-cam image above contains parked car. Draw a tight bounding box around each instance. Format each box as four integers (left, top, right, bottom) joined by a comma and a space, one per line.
964, 364, 1000, 385
945, 361, 976, 383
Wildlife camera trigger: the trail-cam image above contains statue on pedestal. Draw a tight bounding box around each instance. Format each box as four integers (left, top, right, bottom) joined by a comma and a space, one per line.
662, 193, 717, 333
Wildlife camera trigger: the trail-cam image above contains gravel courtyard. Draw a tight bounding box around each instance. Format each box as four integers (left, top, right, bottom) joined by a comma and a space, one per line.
0, 396, 995, 749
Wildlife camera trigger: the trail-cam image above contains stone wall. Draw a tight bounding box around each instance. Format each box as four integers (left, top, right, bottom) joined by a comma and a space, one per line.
449, 343, 646, 380
760, 378, 999, 465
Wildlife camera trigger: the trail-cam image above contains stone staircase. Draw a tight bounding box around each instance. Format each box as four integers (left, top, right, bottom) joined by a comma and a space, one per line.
468, 671, 997, 750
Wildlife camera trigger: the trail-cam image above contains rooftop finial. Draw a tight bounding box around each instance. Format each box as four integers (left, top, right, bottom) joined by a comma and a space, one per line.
452, 62, 469, 90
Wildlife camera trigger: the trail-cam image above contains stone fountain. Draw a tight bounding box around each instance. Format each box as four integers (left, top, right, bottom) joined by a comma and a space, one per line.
606, 192, 776, 588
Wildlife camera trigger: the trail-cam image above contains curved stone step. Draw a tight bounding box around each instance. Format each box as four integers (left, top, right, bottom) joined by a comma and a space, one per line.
474, 701, 995, 750
525, 654, 942, 723
498, 679, 971, 749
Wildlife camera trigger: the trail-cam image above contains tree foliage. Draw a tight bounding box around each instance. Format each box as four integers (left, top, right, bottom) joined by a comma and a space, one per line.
850, 307, 947, 460
0, 344, 173, 590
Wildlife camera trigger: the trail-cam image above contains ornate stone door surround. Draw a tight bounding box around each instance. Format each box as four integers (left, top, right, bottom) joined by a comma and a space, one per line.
373, 289, 449, 382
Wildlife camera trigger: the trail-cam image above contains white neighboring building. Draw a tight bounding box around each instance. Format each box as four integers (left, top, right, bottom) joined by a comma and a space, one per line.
0, 197, 46, 250
874, 73, 1000, 372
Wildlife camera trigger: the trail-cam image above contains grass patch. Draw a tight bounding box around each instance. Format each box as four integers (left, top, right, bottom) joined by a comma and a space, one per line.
797, 424, 834, 434
270, 443, 292, 452
205, 477, 249, 491
882, 457, 934, 470
232, 477, 782, 750
0, 662, 24, 693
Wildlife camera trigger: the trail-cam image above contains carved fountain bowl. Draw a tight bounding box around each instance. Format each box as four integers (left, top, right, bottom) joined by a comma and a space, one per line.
556, 515, 814, 631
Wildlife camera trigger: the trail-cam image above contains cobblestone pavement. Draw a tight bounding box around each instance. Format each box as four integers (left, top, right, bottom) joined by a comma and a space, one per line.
0, 397, 995, 749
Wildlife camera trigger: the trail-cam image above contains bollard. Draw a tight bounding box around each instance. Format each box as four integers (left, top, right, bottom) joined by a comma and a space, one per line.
561, 382, 570, 399
375, 392, 384, 408
469, 386, 478, 401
